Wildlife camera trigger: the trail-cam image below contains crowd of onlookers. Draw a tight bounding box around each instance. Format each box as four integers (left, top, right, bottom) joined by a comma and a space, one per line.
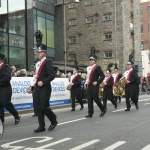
139, 76, 150, 95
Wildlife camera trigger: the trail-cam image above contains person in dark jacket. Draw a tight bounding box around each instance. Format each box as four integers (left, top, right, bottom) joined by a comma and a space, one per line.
69, 68, 84, 111
124, 61, 139, 111
84, 55, 106, 117
32, 44, 58, 133
0, 53, 20, 124
102, 69, 117, 110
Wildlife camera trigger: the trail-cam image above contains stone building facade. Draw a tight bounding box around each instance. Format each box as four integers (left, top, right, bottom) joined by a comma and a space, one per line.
57, 0, 141, 73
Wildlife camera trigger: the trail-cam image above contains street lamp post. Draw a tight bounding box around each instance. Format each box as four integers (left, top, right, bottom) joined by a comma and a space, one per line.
63, 0, 80, 74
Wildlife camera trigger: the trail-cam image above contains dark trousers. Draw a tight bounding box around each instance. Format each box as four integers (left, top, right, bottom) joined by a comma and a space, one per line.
32, 92, 37, 114
35, 86, 57, 127
0, 86, 18, 119
87, 84, 105, 114
114, 96, 121, 103
103, 90, 116, 110
71, 88, 83, 109
0, 103, 4, 122
125, 86, 138, 109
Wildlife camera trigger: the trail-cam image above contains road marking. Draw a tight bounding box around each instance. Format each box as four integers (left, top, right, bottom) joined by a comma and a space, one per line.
69, 140, 100, 150
139, 98, 150, 102
144, 103, 150, 105
58, 118, 87, 125
25, 138, 72, 150
141, 145, 150, 150
112, 108, 133, 112
1, 137, 52, 150
103, 141, 126, 150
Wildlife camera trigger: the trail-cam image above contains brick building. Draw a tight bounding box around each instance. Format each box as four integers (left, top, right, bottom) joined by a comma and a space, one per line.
140, 0, 150, 76
56, 0, 141, 74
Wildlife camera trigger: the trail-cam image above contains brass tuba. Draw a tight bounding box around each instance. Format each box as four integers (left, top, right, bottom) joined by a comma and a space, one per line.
113, 77, 126, 96
98, 82, 105, 98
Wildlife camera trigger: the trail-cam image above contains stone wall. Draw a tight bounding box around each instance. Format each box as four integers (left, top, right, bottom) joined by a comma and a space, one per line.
56, 0, 141, 73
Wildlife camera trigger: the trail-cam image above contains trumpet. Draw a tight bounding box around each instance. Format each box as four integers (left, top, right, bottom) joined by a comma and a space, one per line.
24, 86, 35, 94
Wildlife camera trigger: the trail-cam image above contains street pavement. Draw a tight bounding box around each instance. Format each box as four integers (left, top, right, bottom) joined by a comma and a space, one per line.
0, 94, 150, 150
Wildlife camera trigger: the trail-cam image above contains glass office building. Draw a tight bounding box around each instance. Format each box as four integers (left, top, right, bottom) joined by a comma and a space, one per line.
0, 0, 56, 69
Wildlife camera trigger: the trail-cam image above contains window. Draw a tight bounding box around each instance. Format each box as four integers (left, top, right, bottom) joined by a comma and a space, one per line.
103, 0, 111, 2
104, 14, 111, 21
85, 0, 93, 6
69, 19, 77, 26
9, 47, 26, 69
69, 54, 76, 60
86, 16, 93, 24
0, 0, 7, 32
104, 33, 112, 40
69, 37, 76, 43
69, 3, 76, 8
148, 6, 150, 16
104, 52, 112, 58
141, 41, 144, 50
140, 7, 143, 16
33, 9, 55, 60
8, 0, 26, 36
47, 19, 54, 48
141, 24, 143, 33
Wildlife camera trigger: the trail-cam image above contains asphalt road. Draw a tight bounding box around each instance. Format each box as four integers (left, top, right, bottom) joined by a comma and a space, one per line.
0, 94, 150, 150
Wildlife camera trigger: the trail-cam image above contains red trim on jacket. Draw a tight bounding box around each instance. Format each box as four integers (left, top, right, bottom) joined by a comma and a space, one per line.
127, 69, 133, 81
36, 59, 47, 83
114, 73, 119, 86
88, 65, 97, 85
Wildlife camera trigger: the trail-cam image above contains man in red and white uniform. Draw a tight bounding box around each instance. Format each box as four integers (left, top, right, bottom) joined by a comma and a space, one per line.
103, 69, 117, 110
124, 61, 139, 111
69, 68, 84, 111
33, 44, 57, 133
84, 55, 106, 117
112, 67, 122, 103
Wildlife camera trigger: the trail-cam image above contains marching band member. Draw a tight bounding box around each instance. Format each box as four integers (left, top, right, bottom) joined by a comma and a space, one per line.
112, 67, 122, 103
103, 69, 117, 110
84, 55, 106, 117
124, 61, 139, 111
69, 68, 84, 111
33, 44, 58, 133
0, 53, 20, 125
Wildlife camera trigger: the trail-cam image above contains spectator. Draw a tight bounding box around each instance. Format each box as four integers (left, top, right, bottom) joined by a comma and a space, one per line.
16, 70, 21, 77
19, 69, 27, 77
11, 66, 16, 76
27, 70, 35, 77
54, 66, 60, 78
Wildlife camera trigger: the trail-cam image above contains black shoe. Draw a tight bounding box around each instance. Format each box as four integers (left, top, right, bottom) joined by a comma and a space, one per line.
32, 114, 38, 117
100, 110, 106, 117
80, 106, 84, 110
119, 99, 121, 103
34, 127, 45, 133
85, 114, 93, 118
48, 120, 58, 131
114, 103, 117, 109
71, 109, 75, 111
135, 104, 139, 110
125, 109, 130, 111
14, 116, 21, 125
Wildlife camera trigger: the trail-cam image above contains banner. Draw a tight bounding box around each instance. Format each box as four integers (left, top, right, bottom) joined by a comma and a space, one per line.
5, 77, 70, 112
